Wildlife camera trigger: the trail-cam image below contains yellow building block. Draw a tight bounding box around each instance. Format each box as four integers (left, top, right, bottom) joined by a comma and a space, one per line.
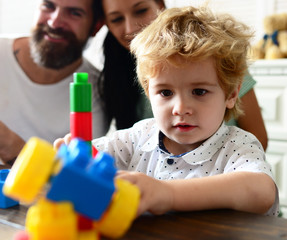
26, 198, 77, 240
3, 137, 56, 203
78, 230, 100, 240
96, 179, 140, 238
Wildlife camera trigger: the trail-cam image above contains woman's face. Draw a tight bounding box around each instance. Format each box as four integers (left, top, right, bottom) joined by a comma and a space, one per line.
102, 0, 164, 50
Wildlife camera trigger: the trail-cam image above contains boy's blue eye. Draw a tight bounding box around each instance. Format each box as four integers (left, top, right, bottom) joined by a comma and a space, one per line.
192, 89, 207, 96
160, 90, 173, 97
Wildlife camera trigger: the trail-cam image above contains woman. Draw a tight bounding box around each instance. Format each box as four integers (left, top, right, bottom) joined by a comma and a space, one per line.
94, 0, 268, 150
95, 0, 165, 130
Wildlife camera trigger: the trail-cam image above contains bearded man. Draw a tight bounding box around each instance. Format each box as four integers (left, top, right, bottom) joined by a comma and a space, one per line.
0, 0, 109, 165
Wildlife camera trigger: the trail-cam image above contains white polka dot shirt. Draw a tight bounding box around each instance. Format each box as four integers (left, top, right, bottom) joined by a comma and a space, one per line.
93, 118, 279, 216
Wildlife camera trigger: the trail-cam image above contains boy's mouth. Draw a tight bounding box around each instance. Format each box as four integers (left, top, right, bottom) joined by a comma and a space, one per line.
174, 124, 196, 132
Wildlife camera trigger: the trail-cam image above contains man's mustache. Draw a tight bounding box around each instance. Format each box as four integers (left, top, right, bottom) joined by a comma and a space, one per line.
36, 24, 75, 40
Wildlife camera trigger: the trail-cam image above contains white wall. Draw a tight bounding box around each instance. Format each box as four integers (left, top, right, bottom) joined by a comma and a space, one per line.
165, 0, 287, 43
0, 0, 39, 35
1, 0, 287, 40
1, 0, 286, 44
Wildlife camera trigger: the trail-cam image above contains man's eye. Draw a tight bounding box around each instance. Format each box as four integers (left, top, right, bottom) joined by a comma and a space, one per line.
192, 89, 207, 96
70, 10, 83, 17
160, 90, 173, 97
41, 2, 54, 11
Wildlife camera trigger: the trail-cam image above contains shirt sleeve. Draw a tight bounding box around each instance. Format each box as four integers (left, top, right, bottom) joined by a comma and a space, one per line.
222, 141, 280, 217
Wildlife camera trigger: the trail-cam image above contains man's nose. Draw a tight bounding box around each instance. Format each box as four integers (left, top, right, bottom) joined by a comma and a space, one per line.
47, 9, 67, 29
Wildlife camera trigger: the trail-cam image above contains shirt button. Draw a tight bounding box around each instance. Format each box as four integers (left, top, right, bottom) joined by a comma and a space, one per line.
167, 158, 174, 165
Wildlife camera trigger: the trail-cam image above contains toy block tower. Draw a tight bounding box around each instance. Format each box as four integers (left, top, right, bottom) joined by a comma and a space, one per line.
70, 73, 93, 153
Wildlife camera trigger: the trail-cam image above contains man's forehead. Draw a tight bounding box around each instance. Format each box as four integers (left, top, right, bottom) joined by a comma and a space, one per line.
41, 0, 93, 10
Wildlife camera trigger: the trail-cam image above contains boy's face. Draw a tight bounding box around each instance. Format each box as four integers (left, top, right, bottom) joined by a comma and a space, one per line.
148, 57, 238, 154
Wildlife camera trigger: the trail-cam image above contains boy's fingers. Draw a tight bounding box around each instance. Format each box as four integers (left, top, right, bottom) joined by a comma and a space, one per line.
53, 133, 71, 149
53, 138, 64, 150
63, 133, 71, 144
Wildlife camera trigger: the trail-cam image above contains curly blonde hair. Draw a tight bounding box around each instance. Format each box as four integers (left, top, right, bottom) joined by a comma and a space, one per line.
130, 6, 253, 121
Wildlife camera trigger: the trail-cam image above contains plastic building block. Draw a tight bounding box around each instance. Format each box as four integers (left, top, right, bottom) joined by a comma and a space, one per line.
3, 138, 56, 204
0, 169, 19, 208
13, 231, 30, 240
5, 136, 139, 239
47, 139, 117, 220
26, 198, 77, 240
96, 179, 140, 238
70, 73, 93, 152
78, 230, 100, 240
78, 214, 94, 231
14, 216, 100, 240
3, 71, 139, 239
70, 73, 92, 112
70, 112, 92, 142
92, 145, 98, 158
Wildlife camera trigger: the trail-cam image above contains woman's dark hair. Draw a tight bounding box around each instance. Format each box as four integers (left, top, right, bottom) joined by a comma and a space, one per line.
93, 0, 104, 22
99, 32, 144, 130
95, 0, 165, 129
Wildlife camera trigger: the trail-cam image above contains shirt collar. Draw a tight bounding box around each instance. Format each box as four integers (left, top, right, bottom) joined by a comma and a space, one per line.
158, 131, 170, 153
140, 122, 229, 162
141, 126, 160, 152
182, 122, 229, 164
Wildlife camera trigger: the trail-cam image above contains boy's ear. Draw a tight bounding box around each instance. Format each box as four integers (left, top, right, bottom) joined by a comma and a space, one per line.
226, 84, 241, 109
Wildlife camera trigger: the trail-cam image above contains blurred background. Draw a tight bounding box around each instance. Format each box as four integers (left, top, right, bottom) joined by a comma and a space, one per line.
1, 0, 286, 42
1, 0, 286, 68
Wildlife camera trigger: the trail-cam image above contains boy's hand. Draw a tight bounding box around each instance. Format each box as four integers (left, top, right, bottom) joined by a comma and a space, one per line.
116, 171, 174, 216
53, 133, 71, 150
0, 121, 25, 164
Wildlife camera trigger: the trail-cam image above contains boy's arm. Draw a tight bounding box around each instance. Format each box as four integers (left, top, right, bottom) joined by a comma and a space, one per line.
168, 171, 275, 214
117, 171, 276, 216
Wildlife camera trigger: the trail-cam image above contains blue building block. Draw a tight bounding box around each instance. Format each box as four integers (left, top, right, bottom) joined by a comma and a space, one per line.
0, 169, 19, 208
46, 138, 117, 220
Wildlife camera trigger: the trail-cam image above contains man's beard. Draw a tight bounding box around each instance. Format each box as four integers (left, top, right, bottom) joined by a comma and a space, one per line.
29, 24, 88, 69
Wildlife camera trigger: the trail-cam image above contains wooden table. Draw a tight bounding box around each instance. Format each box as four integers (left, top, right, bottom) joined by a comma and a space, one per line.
1, 205, 287, 240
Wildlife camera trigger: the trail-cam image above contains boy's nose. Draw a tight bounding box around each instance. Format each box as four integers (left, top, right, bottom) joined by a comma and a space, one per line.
172, 97, 193, 116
